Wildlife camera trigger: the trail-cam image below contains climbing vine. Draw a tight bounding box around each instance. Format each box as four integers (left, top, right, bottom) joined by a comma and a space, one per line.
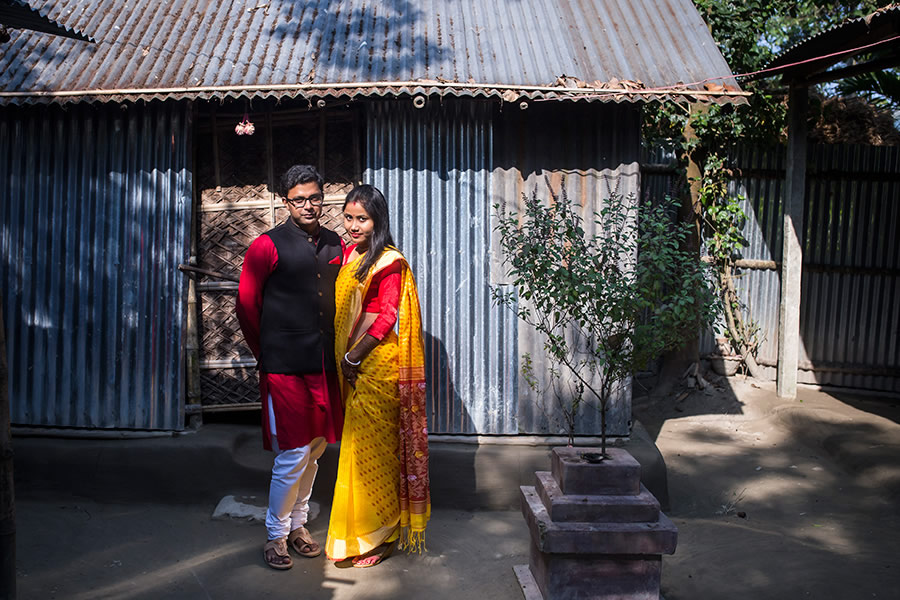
697, 154, 763, 377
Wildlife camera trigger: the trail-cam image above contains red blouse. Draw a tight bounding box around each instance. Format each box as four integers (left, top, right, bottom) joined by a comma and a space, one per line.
344, 245, 402, 341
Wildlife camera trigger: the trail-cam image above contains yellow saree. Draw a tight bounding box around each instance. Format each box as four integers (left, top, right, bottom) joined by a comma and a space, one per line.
325, 248, 430, 560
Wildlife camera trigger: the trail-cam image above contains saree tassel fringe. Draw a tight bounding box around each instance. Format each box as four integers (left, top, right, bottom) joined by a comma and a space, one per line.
400, 528, 427, 554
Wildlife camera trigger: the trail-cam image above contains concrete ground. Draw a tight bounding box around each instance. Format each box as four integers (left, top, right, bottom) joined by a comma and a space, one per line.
11, 376, 900, 599
633, 377, 900, 600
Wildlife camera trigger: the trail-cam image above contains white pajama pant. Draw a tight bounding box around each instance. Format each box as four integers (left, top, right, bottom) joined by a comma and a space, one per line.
265, 393, 327, 541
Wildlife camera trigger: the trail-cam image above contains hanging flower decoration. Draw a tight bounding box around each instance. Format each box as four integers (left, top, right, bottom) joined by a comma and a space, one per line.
235, 112, 255, 135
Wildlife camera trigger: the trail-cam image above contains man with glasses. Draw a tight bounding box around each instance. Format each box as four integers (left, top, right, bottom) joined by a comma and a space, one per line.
237, 164, 345, 570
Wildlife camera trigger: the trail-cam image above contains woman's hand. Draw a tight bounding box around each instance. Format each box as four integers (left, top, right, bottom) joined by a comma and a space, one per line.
341, 334, 380, 389
341, 356, 360, 388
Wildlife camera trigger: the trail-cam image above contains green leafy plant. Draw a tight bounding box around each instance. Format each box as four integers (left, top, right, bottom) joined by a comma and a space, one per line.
493, 185, 715, 453
697, 154, 763, 376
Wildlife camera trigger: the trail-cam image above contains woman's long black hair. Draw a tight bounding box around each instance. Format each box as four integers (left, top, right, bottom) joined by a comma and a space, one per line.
344, 184, 396, 281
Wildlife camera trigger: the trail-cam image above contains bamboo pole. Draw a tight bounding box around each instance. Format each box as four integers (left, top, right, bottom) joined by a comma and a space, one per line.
0, 299, 15, 600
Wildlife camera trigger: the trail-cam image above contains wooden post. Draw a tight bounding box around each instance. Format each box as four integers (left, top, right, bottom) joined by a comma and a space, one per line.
266, 107, 276, 226
352, 109, 362, 186
0, 300, 15, 600
777, 85, 808, 399
211, 103, 221, 191
185, 102, 203, 428
318, 110, 327, 181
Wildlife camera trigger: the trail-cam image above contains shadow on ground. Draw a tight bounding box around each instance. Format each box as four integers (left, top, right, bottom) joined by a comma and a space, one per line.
633, 373, 900, 600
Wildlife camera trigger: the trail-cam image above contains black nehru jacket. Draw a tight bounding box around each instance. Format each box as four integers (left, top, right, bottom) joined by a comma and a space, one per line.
258, 220, 343, 374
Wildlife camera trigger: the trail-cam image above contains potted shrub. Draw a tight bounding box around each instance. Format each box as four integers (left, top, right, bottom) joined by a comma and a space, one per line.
494, 184, 714, 600
710, 336, 742, 376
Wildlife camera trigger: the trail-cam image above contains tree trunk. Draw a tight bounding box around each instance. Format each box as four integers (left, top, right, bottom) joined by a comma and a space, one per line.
653, 103, 705, 397
722, 265, 764, 379
0, 300, 15, 600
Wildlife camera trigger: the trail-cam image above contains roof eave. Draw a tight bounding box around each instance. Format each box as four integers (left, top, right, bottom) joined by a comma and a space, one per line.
0, 80, 750, 107
0, 1, 93, 43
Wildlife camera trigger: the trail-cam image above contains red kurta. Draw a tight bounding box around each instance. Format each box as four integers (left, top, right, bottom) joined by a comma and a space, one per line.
237, 231, 345, 451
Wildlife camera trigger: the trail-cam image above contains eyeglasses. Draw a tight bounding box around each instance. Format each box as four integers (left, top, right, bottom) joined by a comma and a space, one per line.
284, 194, 324, 207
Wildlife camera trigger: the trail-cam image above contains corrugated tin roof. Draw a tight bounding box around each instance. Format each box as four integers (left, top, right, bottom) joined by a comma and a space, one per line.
0, 0, 92, 42
0, 0, 746, 106
763, 6, 900, 82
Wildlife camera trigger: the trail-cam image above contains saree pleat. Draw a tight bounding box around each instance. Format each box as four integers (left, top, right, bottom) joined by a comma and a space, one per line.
326, 249, 430, 561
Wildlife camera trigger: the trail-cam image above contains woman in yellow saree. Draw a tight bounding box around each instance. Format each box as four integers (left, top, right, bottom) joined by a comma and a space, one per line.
326, 184, 430, 568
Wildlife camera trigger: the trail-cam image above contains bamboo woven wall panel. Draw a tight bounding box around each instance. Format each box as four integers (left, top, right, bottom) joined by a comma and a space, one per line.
323, 117, 358, 196
198, 289, 252, 360
201, 184, 270, 207
322, 205, 349, 240
271, 119, 319, 183
198, 207, 272, 281
217, 125, 268, 189
200, 367, 260, 407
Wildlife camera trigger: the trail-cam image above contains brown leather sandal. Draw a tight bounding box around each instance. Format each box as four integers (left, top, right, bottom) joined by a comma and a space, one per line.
288, 527, 322, 558
264, 537, 293, 570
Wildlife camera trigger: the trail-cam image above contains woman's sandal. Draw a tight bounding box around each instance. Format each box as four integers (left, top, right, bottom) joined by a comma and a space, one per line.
263, 537, 293, 570
288, 526, 322, 558
351, 540, 397, 568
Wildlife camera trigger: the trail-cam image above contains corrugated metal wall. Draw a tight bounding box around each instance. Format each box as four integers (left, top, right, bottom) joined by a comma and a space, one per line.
0, 100, 193, 429
731, 144, 900, 391
721, 146, 785, 374
493, 102, 642, 436
643, 143, 900, 392
364, 99, 640, 435
366, 100, 519, 434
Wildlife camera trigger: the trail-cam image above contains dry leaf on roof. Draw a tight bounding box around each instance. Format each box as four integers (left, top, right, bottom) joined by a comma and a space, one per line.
553, 75, 586, 88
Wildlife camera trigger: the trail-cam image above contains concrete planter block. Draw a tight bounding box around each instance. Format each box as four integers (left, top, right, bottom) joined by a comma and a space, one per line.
529, 543, 662, 600
516, 447, 676, 600
534, 471, 661, 523
521, 487, 677, 555
551, 447, 641, 496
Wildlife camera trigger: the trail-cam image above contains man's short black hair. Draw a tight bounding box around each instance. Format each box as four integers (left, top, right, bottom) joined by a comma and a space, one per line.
276, 165, 324, 198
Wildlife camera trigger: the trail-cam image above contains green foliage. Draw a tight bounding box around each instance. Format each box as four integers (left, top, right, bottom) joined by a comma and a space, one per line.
837, 69, 900, 110
697, 154, 762, 358
764, 0, 889, 53
646, 0, 895, 155
493, 187, 715, 449
698, 154, 748, 261
695, 0, 889, 73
